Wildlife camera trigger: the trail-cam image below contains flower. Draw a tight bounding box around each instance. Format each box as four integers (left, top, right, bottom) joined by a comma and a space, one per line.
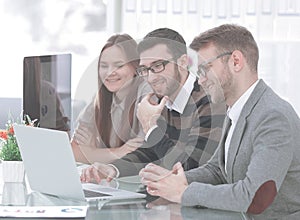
0, 114, 37, 161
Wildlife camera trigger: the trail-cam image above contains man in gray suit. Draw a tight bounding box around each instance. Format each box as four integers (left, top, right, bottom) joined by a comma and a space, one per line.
139, 24, 300, 219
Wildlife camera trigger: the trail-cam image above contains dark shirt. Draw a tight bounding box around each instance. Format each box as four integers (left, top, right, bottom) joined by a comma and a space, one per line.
113, 81, 226, 176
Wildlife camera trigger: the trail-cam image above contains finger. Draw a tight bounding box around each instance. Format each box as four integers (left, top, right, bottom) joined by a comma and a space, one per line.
106, 167, 116, 182
157, 96, 168, 109
144, 93, 155, 102
172, 162, 183, 174
81, 166, 93, 182
175, 163, 185, 178
140, 168, 162, 182
91, 164, 107, 181
147, 180, 162, 191
146, 186, 160, 196
139, 168, 145, 177
140, 172, 159, 184
80, 171, 86, 182
144, 163, 170, 176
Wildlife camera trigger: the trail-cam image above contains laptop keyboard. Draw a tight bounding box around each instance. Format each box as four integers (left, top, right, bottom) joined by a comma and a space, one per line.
83, 189, 111, 198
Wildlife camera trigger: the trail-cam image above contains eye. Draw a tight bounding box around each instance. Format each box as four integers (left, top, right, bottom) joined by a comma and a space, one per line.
116, 63, 125, 68
201, 64, 210, 73
136, 67, 147, 76
99, 64, 108, 69
151, 62, 164, 71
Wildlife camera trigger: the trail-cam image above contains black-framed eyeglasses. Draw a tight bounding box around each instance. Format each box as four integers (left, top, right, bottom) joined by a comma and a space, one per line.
197, 52, 232, 78
136, 58, 174, 77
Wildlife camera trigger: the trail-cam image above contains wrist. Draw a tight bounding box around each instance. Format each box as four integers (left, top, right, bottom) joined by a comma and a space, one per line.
107, 164, 120, 178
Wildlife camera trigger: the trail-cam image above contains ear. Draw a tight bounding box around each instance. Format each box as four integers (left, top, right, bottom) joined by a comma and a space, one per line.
176, 54, 188, 71
230, 50, 244, 72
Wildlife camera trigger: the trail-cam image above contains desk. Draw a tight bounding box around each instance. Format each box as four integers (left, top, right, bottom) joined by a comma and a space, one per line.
0, 175, 251, 220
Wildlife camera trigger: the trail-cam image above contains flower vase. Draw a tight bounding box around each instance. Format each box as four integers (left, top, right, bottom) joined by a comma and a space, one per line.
1, 161, 27, 205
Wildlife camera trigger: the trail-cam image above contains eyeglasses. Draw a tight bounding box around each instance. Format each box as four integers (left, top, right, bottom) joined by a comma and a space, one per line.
136, 58, 174, 77
197, 52, 232, 78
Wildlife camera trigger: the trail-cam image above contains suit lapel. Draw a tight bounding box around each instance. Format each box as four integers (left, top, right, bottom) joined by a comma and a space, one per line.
225, 80, 268, 183
218, 115, 231, 177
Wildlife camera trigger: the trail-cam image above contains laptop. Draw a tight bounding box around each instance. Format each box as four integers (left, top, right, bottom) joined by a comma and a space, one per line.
13, 125, 146, 202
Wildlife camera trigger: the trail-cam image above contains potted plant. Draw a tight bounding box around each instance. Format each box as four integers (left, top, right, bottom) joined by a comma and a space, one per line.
0, 114, 37, 182
0, 114, 37, 205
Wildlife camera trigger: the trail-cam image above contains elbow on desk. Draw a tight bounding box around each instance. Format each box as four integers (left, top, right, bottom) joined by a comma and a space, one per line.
246, 180, 277, 214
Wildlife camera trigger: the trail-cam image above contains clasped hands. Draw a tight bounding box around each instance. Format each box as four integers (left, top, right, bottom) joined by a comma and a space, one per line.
139, 162, 188, 204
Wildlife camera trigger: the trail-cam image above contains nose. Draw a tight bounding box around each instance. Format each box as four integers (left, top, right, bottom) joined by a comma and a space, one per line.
197, 75, 207, 85
147, 71, 158, 83
107, 66, 117, 76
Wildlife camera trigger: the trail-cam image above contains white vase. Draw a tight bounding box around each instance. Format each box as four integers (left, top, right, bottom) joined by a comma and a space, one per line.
1, 161, 27, 205
2, 161, 25, 183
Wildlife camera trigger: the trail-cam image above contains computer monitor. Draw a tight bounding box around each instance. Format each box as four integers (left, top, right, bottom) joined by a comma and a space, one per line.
23, 54, 71, 131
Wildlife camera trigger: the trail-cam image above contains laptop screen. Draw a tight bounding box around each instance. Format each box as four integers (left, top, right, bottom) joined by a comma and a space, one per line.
23, 54, 71, 131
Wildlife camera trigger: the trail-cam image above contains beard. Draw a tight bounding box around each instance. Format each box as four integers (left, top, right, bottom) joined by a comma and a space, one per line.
210, 65, 233, 104
153, 66, 181, 99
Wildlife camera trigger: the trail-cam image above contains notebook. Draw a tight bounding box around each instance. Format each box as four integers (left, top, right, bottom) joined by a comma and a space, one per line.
13, 125, 146, 202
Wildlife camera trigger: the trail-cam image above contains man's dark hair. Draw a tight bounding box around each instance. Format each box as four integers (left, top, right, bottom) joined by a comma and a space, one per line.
137, 28, 187, 59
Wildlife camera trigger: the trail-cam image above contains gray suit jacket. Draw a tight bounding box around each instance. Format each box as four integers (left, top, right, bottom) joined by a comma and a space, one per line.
182, 80, 300, 219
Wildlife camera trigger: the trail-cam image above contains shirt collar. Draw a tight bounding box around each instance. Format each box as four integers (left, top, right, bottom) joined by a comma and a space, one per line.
165, 73, 196, 114
112, 93, 126, 111
227, 79, 259, 123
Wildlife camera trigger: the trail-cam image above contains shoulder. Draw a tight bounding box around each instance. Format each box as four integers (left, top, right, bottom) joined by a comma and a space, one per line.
77, 97, 97, 122
246, 86, 300, 135
253, 85, 298, 120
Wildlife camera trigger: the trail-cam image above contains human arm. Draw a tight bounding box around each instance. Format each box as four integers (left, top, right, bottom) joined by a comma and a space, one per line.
71, 97, 144, 164
139, 148, 226, 203
71, 137, 142, 164
80, 162, 118, 183
111, 88, 225, 176
140, 110, 293, 215
181, 110, 292, 214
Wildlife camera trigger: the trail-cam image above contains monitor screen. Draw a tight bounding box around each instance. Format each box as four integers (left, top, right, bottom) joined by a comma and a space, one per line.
23, 54, 71, 131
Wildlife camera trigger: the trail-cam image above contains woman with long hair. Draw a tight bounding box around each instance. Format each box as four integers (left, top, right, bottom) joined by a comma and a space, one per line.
71, 34, 151, 164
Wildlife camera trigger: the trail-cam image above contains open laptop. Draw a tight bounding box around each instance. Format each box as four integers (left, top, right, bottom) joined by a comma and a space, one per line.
13, 125, 146, 202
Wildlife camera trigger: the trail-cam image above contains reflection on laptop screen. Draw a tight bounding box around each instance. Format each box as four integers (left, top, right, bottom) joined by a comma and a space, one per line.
23, 54, 71, 131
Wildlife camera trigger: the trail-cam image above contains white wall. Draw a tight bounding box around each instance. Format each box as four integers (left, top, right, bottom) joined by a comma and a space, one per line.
0, 0, 299, 119
120, 0, 300, 115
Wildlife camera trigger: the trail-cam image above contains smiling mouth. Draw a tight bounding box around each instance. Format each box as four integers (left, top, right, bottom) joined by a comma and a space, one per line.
151, 79, 165, 88
203, 82, 214, 90
106, 78, 120, 82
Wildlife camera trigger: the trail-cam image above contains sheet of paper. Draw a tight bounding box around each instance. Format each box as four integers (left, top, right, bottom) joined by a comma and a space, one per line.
0, 206, 87, 218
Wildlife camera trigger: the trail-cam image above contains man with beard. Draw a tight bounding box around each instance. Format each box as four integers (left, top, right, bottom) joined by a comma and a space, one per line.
80, 28, 225, 182
139, 24, 300, 219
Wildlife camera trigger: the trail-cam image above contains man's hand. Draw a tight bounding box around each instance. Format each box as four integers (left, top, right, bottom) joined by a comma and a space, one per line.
139, 162, 188, 203
137, 93, 168, 134
80, 162, 117, 183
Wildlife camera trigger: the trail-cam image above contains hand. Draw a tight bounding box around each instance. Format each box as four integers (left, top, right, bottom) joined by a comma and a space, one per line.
72, 124, 95, 146
139, 162, 188, 203
80, 162, 117, 183
137, 94, 168, 134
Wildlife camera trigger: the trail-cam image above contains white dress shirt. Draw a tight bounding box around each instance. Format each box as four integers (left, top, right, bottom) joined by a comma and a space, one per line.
145, 73, 196, 140
225, 80, 259, 172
